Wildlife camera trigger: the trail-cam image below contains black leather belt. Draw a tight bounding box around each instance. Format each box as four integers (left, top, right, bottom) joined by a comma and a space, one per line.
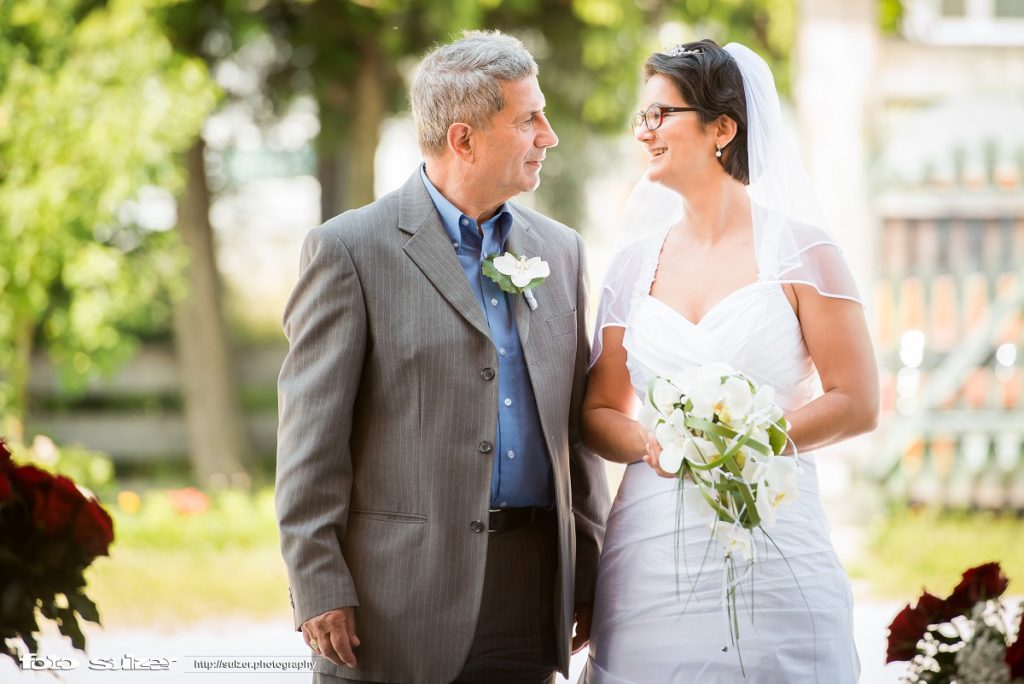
487, 506, 553, 534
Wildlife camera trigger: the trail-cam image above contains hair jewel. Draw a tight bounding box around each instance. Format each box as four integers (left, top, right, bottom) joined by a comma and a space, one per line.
662, 44, 702, 57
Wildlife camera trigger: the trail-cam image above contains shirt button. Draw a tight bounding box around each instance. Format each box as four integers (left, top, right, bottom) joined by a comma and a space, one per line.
481, 367, 495, 380
490, 298, 499, 307
508, 450, 516, 459
461, 218, 469, 226
452, 241, 459, 250
499, 347, 507, 357
470, 520, 485, 533
504, 398, 512, 407
479, 441, 493, 454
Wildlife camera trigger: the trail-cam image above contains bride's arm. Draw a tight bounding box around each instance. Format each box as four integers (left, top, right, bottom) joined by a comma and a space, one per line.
582, 326, 671, 475
785, 283, 880, 452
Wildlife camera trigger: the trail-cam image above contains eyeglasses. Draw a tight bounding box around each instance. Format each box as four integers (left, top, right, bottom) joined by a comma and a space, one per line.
631, 104, 703, 134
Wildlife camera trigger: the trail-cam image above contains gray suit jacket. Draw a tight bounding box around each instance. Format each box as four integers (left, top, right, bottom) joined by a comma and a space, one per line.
275, 170, 610, 683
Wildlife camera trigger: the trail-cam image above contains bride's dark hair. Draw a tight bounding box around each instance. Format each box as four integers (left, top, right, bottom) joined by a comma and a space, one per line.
644, 39, 749, 184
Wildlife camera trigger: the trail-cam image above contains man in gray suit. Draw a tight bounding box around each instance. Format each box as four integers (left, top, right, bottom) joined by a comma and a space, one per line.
275, 30, 610, 684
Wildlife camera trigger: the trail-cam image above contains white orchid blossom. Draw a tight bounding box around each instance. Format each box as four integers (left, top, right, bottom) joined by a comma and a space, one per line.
654, 421, 683, 451
715, 376, 754, 426
666, 407, 687, 432
752, 384, 775, 415
754, 482, 778, 528
762, 457, 800, 507
492, 252, 550, 288
682, 436, 716, 465
741, 454, 766, 482
659, 443, 685, 473
651, 378, 681, 415
712, 521, 753, 562
685, 365, 727, 421
637, 402, 661, 431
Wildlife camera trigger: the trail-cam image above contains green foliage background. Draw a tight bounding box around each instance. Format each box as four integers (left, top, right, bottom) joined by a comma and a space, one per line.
0, 0, 217, 434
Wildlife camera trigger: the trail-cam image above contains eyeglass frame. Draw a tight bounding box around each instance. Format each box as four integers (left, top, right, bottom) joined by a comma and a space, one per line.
631, 104, 704, 134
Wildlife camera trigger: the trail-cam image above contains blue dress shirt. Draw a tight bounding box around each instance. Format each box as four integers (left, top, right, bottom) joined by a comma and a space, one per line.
420, 164, 554, 509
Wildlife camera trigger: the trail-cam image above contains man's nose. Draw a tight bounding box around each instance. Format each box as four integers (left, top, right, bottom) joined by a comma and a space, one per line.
537, 115, 558, 149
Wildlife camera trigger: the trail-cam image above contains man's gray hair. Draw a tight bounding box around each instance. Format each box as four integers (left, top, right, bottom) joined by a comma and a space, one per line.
411, 30, 538, 157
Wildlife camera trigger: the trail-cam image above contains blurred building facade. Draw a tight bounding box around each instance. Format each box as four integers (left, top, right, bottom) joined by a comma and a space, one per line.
798, 0, 1024, 509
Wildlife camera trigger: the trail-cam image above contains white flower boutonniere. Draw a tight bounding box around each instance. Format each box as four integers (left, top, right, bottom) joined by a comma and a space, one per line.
482, 251, 549, 311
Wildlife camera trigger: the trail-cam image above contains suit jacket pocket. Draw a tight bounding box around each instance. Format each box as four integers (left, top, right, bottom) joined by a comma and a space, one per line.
545, 309, 577, 338
349, 510, 427, 524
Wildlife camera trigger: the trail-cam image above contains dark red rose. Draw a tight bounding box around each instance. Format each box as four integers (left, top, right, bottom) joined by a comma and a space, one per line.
71, 499, 114, 557
886, 592, 946, 663
915, 590, 954, 623
945, 562, 1009, 615
1007, 610, 1024, 678
0, 471, 11, 501
33, 475, 86, 535
10, 463, 54, 490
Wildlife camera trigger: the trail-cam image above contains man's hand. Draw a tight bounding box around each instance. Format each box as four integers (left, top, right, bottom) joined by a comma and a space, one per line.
571, 603, 593, 654
302, 607, 360, 668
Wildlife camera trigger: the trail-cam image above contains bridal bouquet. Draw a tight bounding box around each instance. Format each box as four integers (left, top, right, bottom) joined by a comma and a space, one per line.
886, 562, 1024, 683
639, 362, 796, 556
639, 362, 796, 666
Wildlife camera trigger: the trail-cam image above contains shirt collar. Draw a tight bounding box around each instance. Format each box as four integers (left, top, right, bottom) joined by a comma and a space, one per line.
419, 163, 512, 249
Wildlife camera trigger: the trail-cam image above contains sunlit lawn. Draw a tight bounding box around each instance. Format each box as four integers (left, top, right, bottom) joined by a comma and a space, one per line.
81, 488, 1024, 628
848, 506, 1024, 599
84, 488, 292, 627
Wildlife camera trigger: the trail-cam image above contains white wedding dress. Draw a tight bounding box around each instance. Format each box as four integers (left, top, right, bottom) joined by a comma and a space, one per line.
582, 230, 861, 684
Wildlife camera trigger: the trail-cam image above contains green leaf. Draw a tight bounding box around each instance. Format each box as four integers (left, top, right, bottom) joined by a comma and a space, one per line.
67, 591, 100, 624
55, 607, 86, 651
768, 420, 788, 455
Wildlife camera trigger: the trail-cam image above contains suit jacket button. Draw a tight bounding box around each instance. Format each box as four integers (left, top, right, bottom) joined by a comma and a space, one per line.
479, 440, 493, 454
481, 367, 495, 380
470, 520, 485, 533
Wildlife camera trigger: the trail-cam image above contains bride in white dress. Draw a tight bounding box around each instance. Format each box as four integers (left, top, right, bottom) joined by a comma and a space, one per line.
579, 41, 879, 683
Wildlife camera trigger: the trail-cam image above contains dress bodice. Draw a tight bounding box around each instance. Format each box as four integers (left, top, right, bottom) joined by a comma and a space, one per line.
621, 232, 821, 415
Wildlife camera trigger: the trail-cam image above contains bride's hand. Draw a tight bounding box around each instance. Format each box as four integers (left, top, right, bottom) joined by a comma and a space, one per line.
638, 426, 676, 479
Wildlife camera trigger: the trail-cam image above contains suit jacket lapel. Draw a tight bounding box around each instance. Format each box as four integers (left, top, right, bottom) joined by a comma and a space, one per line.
505, 216, 540, 346
398, 172, 491, 339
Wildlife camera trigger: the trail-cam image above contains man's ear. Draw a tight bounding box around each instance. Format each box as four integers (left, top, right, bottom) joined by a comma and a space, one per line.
447, 123, 474, 162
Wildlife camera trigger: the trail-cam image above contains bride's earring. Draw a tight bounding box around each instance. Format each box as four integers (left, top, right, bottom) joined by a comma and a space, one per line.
715, 144, 723, 159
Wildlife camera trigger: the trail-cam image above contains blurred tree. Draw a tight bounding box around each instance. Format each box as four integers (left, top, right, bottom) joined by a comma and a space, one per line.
0, 1, 216, 443
251, 1, 488, 218
158, 0, 267, 485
